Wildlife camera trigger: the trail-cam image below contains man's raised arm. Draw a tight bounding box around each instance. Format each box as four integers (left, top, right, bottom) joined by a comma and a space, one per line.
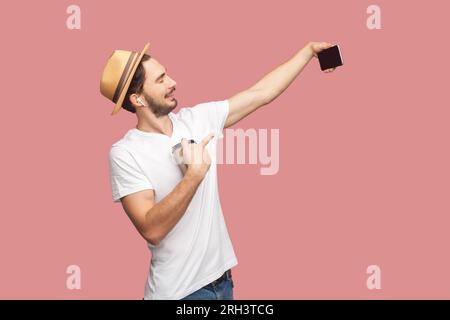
225, 41, 335, 128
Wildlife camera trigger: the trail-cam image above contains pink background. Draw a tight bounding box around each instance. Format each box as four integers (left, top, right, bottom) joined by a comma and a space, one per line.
0, 0, 449, 299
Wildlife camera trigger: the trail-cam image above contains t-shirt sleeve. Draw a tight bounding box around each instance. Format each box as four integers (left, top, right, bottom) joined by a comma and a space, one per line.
189, 99, 230, 138
108, 145, 153, 203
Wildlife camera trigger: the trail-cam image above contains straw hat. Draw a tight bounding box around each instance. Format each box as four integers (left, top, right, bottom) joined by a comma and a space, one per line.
100, 43, 150, 115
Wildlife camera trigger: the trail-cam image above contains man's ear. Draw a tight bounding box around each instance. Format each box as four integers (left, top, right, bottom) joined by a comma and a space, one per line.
130, 93, 144, 108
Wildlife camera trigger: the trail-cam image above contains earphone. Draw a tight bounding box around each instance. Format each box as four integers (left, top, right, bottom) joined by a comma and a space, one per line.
137, 97, 146, 107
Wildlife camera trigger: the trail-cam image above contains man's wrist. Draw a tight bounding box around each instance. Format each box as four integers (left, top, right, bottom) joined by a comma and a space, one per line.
184, 168, 205, 184
301, 42, 315, 60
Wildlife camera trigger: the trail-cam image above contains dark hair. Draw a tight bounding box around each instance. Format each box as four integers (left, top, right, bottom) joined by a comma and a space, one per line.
122, 54, 152, 113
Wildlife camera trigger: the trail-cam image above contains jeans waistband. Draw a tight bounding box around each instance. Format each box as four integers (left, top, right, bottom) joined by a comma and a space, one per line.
210, 269, 232, 286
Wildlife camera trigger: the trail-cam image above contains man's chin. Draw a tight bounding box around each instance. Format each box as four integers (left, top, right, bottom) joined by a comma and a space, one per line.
167, 104, 176, 114
152, 103, 177, 118
167, 99, 177, 110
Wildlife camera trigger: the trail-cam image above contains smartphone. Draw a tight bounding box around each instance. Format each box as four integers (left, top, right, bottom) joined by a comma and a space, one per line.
317, 45, 344, 71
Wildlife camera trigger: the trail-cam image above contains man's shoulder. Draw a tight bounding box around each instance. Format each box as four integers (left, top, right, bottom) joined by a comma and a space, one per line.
109, 130, 136, 159
109, 141, 130, 161
110, 135, 128, 152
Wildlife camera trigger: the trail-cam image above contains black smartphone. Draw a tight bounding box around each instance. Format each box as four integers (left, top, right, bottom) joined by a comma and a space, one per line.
317, 45, 344, 71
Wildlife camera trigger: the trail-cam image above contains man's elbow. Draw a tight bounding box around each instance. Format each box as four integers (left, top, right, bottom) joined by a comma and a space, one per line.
248, 86, 273, 106
261, 87, 283, 105
143, 229, 163, 246
144, 235, 161, 246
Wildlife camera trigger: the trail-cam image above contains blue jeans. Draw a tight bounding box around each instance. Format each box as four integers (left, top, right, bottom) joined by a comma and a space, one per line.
181, 270, 234, 300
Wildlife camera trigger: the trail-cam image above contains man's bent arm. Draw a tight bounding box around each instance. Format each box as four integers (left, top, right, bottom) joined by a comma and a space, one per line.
122, 135, 214, 246
144, 171, 203, 245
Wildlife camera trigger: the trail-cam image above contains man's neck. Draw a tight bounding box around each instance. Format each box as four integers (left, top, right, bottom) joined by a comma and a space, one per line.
136, 113, 173, 137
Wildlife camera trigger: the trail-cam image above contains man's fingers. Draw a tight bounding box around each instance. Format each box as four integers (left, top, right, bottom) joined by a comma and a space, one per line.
201, 133, 215, 147
181, 138, 188, 148
180, 138, 189, 156
319, 42, 334, 52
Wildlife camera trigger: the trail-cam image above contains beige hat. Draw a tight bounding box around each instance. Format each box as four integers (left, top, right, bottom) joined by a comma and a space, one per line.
100, 43, 150, 115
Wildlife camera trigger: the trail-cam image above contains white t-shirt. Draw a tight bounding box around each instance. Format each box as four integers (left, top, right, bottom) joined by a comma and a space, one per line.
108, 99, 238, 300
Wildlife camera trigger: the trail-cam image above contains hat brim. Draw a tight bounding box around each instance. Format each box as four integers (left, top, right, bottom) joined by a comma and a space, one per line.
111, 43, 150, 115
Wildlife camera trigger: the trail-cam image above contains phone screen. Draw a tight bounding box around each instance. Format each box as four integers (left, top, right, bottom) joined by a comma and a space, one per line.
317, 45, 343, 71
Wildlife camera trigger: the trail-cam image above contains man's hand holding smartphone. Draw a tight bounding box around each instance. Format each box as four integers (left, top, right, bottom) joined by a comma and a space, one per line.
307, 41, 344, 73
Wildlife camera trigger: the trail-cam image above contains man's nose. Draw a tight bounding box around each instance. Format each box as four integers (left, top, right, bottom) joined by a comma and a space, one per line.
168, 76, 176, 88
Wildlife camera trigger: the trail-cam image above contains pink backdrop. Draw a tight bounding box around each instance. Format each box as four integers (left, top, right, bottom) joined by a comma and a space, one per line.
1, 0, 449, 299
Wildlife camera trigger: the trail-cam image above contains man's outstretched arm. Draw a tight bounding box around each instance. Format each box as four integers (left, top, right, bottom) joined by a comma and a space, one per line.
225, 41, 335, 128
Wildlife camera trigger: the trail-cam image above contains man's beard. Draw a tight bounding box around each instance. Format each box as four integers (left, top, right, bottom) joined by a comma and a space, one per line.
144, 92, 177, 118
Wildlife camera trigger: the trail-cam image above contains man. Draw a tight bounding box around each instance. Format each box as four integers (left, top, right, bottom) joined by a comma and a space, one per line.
100, 41, 335, 300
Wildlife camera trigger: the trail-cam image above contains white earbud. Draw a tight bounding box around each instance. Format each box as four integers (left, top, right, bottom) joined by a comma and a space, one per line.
137, 97, 146, 106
